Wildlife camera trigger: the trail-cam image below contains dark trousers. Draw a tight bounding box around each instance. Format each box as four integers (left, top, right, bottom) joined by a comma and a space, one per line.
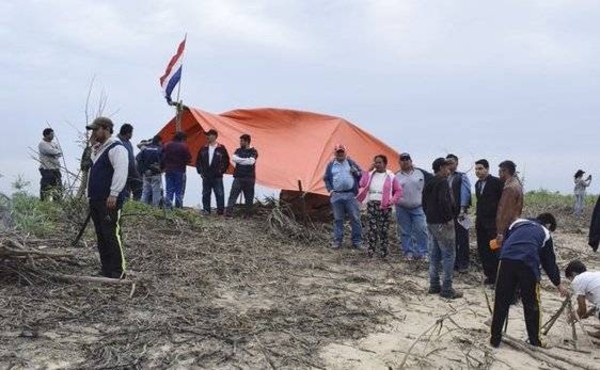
39, 169, 62, 201
165, 172, 185, 208
125, 176, 143, 201
89, 199, 126, 278
202, 176, 225, 214
491, 259, 542, 346
453, 218, 470, 270
476, 223, 499, 283
226, 177, 255, 215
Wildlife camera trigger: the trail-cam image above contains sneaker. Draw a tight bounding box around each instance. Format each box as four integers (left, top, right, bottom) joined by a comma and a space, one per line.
379, 250, 388, 258
440, 289, 463, 299
428, 286, 441, 294
403, 254, 414, 261
331, 243, 342, 250
367, 249, 374, 258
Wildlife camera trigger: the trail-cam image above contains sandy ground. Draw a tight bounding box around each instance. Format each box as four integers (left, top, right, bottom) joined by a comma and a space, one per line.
319, 231, 600, 370
1, 211, 600, 369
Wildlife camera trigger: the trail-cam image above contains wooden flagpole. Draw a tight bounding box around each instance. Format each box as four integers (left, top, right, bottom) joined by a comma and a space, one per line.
174, 33, 187, 133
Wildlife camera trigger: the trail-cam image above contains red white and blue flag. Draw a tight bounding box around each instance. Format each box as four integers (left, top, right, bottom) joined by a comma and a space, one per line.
159, 37, 186, 104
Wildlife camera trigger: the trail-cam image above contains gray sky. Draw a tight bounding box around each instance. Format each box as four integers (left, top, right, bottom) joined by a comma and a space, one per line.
1, 0, 599, 203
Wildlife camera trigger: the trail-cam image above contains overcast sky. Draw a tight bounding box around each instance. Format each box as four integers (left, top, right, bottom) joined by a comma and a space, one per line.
1, 0, 599, 204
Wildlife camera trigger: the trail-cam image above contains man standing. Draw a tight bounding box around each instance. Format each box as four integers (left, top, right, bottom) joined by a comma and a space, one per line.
196, 129, 230, 215
474, 159, 504, 285
323, 144, 363, 249
117, 123, 142, 201
495, 160, 524, 247
423, 158, 462, 299
445, 154, 472, 272
137, 135, 163, 207
86, 117, 129, 279
395, 152, 432, 260
38, 128, 63, 201
226, 134, 258, 217
490, 213, 568, 348
162, 132, 191, 208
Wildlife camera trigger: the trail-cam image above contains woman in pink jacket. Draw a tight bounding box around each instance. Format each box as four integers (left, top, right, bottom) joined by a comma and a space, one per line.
357, 154, 403, 258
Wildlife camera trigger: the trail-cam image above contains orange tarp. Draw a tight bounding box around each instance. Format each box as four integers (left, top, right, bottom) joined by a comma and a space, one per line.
158, 107, 400, 196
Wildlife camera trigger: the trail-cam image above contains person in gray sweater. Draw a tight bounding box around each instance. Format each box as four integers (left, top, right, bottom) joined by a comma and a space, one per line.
38, 128, 63, 201
395, 152, 432, 260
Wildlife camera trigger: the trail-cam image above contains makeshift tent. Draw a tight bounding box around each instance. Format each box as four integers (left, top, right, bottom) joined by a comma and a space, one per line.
157, 107, 400, 196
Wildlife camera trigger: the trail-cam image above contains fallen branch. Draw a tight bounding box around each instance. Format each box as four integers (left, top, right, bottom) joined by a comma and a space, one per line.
501, 334, 600, 370
45, 272, 134, 285
0, 244, 73, 258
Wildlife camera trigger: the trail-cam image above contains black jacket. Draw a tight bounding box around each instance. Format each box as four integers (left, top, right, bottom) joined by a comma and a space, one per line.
589, 195, 600, 252
475, 175, 504, 229
423, 175, 454, 224
232, 147, 258, 178
196, 144, 230, 178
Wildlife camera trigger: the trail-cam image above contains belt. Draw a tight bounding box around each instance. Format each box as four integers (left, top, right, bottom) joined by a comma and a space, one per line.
334, 190, 353, 193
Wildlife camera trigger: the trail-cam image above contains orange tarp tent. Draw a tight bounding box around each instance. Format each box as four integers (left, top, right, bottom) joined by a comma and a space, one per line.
158, 107, 400, 196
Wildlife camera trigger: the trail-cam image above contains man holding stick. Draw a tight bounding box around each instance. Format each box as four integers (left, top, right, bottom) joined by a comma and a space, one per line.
490, 213, 568, 348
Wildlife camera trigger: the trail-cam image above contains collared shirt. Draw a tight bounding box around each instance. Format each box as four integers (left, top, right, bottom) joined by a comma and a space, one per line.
331, 160, 355, 192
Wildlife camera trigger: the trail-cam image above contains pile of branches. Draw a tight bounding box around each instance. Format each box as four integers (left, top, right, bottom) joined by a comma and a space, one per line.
0, 205, 397, 369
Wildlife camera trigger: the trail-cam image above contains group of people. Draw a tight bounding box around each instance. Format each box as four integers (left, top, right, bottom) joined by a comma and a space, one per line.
38, 117, 258, 279
37, 126, 600, 348
324, 144, 600, 346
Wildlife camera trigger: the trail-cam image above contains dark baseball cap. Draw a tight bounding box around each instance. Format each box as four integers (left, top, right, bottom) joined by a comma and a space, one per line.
432, 157, 451, 172
399, 152, 411, 161
86, 116, 114, 130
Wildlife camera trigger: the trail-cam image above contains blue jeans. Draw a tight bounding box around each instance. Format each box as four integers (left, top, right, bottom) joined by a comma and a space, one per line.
142, 174, 162, 207
165, 171, 185, 208
396, 205, 429, 257
428, 222, 456, 292
330, 192, 362, 246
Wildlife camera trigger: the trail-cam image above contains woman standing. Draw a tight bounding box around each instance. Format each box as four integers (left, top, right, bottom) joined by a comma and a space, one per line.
574, 170, 592, 216
357, 155, 403, 258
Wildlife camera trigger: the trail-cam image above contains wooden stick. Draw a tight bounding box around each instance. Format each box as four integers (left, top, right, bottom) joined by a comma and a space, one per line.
45, 272, 134, 285
0, 245, 73, 258
567, 299, 578, 348
501, 334, 600, 370
542, 296, 570, 335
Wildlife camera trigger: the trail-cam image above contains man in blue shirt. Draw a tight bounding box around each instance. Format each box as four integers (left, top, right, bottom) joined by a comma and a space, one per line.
490, 213, 568, 348
323, 144, 363, 249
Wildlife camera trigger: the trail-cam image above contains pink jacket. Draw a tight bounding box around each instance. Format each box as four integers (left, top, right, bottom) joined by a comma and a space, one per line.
356, 169, 403, 209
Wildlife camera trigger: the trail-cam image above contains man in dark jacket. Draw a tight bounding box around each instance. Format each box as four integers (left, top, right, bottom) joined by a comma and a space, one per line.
490, 213, 568, 348
196, 129, 230, 215
162, 132, 191, 208
446, 154, 472, 272
589, 195, 600, 252
137, 135, 163, 207
117, 123, 142, 201
423, 157, 462, 299
474, 159, 504, 285
225, 134, 258, 217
